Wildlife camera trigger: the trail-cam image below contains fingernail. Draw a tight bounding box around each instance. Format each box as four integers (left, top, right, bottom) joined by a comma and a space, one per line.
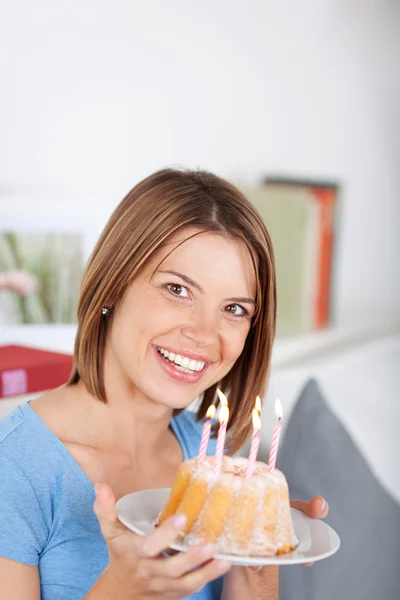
174, 514, 187, 528
317, 496, 326, 512
201, 543, 215, 556
217, 560, 231, 572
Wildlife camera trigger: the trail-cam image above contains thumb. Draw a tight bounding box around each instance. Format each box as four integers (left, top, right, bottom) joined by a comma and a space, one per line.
290, 496, 329, 519
93, 482, 123, 541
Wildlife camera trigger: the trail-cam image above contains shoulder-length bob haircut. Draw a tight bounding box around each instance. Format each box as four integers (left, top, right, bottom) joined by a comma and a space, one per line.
68, 168, 276, 455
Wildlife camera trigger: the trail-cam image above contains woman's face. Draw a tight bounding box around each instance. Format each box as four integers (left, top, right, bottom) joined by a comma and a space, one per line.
107, 228, 256, 410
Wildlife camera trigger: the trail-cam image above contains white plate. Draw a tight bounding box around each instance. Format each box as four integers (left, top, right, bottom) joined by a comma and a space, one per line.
116, 488, 340, 566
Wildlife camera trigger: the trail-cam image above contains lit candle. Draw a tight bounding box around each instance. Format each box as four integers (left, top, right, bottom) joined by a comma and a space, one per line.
214, 389, 229, 474
245, 401, 262, 478
267, 399, 283, 471
198, 404, 216, 464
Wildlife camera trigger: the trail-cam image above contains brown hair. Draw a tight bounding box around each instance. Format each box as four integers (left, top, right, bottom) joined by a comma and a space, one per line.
68, 168, 276, 454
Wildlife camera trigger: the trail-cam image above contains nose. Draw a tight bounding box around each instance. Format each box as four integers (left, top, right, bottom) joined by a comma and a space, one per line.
181, 308, 218, 348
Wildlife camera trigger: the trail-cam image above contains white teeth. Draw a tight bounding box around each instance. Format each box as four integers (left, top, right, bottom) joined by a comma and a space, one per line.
175, 364, 193, 374
158, 348, 206, 373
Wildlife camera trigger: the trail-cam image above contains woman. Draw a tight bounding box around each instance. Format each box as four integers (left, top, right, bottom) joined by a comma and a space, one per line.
0, 168, 328, 599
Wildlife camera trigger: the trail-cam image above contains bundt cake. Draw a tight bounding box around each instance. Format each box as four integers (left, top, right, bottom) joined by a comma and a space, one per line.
156, 455, 298, 556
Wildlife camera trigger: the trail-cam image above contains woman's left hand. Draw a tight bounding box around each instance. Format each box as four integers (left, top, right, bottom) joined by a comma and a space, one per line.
249, 495, 329, 572
290, 495, 329, 521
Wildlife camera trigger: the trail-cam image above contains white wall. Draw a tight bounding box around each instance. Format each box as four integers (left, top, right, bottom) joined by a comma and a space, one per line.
1, 0, 399, 326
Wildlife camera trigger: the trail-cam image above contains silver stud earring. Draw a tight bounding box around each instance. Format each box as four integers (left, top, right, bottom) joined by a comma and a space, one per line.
101, 307, 110, 316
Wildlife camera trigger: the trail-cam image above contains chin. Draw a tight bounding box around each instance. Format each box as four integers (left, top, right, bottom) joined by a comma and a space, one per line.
147, 387, 196, 412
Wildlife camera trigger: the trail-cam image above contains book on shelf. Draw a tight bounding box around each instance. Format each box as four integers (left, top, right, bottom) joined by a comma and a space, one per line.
0, 344, 73, 398
239, 178, 340, 336
264, 177, 340, 331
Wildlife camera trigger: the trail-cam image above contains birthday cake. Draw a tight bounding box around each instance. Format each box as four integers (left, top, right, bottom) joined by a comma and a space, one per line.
156, 455, 298, 556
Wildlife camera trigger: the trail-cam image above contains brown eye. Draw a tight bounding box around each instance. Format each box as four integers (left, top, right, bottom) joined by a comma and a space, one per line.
225, 304, 249, 317
166, 283, 189, 298
168, 284, 182, 295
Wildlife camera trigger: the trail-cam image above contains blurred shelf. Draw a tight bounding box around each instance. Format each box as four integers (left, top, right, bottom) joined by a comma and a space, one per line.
272, 320, 400, 370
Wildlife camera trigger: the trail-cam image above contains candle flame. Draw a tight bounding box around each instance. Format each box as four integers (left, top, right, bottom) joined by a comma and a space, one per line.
216, 388, 228, 406
206, 405, 216, 419
275, 398, 283, 419
255, 395, 262, 414
219, 404, 229, 424
252, 408, 261, 430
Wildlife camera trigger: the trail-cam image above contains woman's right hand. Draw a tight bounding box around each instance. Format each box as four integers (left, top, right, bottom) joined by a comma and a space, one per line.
93, 483, 231, 599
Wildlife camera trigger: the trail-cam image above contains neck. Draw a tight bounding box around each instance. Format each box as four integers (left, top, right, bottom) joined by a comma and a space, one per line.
74, 379, 175, 460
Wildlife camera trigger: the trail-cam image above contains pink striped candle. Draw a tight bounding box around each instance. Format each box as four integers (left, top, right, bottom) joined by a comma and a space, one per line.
245, 408, 261, 478
197, 404, 216, 464
214, 389, 229, 474
267, 399, 283, 471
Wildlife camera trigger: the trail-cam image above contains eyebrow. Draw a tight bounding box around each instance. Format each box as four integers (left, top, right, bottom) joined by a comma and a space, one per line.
158, 270, 256, 306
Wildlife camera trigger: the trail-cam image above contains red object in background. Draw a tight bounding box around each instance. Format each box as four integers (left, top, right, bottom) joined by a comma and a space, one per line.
311, 186, 337, 329
0, 345, 73, 398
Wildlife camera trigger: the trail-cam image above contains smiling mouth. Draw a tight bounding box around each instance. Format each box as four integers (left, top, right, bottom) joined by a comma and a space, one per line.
156, 347, 206, 374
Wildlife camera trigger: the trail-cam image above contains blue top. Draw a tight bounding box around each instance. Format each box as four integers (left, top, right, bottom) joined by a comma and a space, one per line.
0, 402, 223, 600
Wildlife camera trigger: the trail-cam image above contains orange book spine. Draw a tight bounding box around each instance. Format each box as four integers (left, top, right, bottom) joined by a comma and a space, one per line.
312, 188, 336, 329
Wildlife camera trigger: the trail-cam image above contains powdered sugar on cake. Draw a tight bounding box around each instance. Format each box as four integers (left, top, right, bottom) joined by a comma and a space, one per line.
156, 455, 299, 557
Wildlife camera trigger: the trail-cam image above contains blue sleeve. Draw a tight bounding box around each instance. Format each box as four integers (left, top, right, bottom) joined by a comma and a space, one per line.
172, 410, 219, 460
0, 456, 48, 565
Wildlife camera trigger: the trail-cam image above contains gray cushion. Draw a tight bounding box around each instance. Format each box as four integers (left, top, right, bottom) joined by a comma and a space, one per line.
278, 379, 400, 600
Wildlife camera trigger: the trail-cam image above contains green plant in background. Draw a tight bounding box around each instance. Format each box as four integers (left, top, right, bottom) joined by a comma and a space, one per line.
2, 232, 31, 322
0, 231, 84, 324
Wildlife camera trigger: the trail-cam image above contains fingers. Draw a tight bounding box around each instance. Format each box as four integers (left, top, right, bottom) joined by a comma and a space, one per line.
93, 484, 231, 596
178, 556, 231, 594
93, 482, 125, 541
144, 543, 217, 579
138, 556, 231, 598
136, 514, 188, 559
291, 496, 328, 568
136, 541, 230, 597
290, 496, 329, 519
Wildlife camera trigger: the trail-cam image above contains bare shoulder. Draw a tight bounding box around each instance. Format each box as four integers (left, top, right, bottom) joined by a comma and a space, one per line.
29, 385, 84, 441
0, 557, 40, 600
30, 384, 75, 417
